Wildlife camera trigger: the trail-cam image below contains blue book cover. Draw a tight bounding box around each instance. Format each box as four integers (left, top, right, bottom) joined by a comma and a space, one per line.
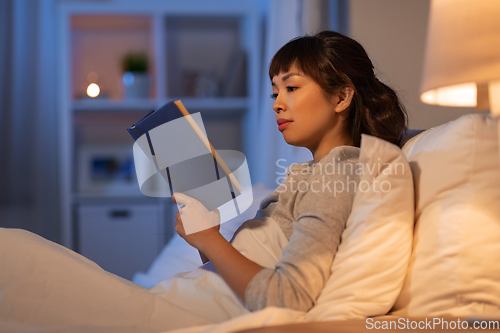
127, 100, 240, 212
127, 100, 184, 141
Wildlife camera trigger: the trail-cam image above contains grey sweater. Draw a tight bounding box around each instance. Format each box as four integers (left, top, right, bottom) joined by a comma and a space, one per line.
244, 146, 360, 312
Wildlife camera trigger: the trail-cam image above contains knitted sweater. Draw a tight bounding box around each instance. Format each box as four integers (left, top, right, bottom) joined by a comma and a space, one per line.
244, 146, 360, 312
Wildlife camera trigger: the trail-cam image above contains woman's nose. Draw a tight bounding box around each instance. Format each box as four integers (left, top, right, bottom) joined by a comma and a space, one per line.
273, 95, 284, 113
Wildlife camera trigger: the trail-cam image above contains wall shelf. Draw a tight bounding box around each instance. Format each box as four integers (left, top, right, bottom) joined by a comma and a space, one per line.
57, 0, 262, 280
72, 97, 249, 112
72, 99, 158, 112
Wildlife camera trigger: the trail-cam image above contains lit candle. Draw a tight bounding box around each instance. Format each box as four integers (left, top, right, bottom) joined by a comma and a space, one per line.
87, 83, 100, 98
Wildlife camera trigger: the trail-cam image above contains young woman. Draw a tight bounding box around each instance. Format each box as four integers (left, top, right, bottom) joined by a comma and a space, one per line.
0, 30, 406, 329
173, 30, 407, 312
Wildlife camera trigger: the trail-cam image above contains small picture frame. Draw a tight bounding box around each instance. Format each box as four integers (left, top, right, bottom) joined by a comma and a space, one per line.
78, 145, 139, 196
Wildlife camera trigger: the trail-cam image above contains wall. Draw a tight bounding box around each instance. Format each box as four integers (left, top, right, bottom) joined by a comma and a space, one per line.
349, 0, 475, 129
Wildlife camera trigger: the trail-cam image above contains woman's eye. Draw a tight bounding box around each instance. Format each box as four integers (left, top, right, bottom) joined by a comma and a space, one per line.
270, 93, 278, 100
286, 86, 297, 92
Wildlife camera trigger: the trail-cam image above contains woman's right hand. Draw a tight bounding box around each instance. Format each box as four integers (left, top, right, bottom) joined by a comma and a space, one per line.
172, 193, 220, 251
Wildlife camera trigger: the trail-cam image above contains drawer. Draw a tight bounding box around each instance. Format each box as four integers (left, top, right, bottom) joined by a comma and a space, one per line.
77, 203, 163, 280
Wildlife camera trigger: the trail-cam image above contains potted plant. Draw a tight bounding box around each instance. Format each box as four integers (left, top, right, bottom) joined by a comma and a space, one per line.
121, 52, 150, 99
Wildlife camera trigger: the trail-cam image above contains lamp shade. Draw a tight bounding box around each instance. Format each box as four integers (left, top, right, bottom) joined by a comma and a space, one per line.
420, 0, 500, 112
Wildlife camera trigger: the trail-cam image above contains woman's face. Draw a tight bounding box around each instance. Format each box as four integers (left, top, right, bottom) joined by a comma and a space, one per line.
271, 64, 344, 151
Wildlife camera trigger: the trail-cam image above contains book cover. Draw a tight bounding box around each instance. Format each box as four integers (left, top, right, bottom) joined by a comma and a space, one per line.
127, 100, 243, 212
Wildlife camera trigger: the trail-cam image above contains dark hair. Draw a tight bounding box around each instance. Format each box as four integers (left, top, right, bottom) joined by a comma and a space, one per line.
269, 31, 408, 147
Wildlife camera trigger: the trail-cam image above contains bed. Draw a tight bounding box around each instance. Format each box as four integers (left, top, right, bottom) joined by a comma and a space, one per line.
1, 113, 499, 332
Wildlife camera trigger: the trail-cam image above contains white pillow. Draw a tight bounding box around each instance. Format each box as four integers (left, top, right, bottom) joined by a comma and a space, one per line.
305, 134, 414, 321
391, 113, 500, 316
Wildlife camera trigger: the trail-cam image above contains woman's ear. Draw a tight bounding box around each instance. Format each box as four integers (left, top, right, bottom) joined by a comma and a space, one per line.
333, 86, 354, 113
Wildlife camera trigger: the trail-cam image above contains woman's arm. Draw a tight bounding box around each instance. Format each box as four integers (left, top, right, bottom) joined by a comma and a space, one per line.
244, 151, 361, 312
172, 194, 264, 302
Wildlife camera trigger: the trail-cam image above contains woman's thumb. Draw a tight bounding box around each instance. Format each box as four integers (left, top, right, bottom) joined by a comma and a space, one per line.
172, 192, 192, 206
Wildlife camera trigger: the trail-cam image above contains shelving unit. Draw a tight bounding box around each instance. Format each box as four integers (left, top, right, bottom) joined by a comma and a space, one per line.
57, 0, 262, 280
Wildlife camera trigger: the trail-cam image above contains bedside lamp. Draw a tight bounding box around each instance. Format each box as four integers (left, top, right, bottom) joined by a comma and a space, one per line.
420, 0, 500, 115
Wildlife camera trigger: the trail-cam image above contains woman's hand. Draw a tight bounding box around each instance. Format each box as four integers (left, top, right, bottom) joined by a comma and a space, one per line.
172, 192, 221, 251
172, 192, 264, 302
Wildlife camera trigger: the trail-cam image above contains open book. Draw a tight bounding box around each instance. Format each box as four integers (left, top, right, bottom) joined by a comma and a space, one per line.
127, 100, 250, 214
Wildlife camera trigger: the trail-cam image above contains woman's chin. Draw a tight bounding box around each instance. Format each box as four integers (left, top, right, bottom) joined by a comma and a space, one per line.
282, 135, 306, 148
281, 135, 296, 146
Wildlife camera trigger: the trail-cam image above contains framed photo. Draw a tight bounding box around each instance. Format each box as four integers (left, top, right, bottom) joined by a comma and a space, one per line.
78, 145, 140, 196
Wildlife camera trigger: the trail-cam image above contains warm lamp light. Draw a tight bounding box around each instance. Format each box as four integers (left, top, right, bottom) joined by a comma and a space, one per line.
420, 0, 500, 115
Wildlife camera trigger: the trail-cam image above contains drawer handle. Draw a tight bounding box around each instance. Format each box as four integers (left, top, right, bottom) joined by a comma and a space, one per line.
109, 210, 131, 218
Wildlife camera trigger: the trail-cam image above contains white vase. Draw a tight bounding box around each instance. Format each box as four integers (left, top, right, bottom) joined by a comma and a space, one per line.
122, 72, 151, 99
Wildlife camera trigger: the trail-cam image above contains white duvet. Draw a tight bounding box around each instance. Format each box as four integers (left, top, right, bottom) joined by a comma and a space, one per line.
0, 218, 309, 333
0, 184, 312, 332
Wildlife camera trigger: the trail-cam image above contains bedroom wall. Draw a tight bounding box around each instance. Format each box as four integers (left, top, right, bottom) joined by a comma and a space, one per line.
349, 0, 476, 130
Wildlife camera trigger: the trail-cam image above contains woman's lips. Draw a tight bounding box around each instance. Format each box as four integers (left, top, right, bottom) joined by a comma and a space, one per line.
277, 119, 293, 131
